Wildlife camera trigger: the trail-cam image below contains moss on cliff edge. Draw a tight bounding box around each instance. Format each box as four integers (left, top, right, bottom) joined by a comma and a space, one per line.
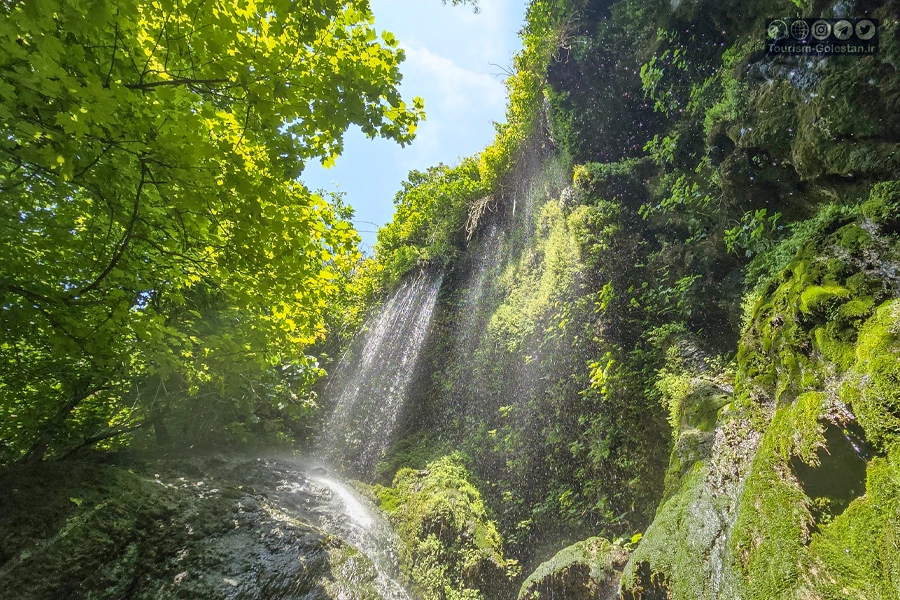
623, 181, 900, 599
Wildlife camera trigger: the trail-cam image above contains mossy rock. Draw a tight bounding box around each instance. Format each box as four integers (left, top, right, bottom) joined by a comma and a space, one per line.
620, 422, 756, 600
724, 186, 900, 597
374, 453, 517, 600
517, 537, 628, 600
620, 467, 712, 600
839, 300, 900, 450
624, 182, 900, 599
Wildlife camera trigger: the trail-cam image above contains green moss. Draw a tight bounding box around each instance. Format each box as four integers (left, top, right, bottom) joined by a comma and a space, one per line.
374, 484, 403, 513
489, 198, 582, 350
730, 402, 900, 599
376, 453, 518, 600
620, 466, 716, 599
736, 188, 900, 406
625, 180, 900, 598
861, 181, 900, 222
373, 433, 451, 485
799, 284, 851, 316
728, 393, 824, 596
654, 346, 732, 497
806, 447, 900, 598
684, 387, 730, 434
324, 545, 383, 600
724, 187, 900, 597
839, 300, 900, 451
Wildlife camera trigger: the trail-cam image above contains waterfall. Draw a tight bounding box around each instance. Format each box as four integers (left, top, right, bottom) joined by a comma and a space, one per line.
318, 269, 443, 476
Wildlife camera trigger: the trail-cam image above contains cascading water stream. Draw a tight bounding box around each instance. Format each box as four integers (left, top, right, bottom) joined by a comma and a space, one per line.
317, 270, 443, 475
302, 465, 412, 600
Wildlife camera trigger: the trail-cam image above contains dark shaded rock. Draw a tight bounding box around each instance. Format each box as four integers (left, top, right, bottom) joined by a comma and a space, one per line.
517, 537, 629, 600
0, 457, 390, 600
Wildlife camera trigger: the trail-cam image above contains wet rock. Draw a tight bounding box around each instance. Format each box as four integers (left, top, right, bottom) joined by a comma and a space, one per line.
0, 455, 402, 600
517, 537, 629, 600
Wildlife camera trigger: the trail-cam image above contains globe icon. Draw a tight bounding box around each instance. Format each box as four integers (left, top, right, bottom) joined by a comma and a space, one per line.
791, 20, 810, 40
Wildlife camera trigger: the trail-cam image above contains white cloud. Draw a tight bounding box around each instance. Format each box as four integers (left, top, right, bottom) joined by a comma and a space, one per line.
400, 41, 506, 114
458, 0, 520, 64
304, 0, 527, 247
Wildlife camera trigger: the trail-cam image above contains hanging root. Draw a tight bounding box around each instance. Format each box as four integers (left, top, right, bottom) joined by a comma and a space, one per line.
465, 195, 497, 243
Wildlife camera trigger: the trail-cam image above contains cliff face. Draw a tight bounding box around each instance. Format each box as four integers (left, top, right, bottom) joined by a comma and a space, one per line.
622, 185, 900, 599
370, 0, 900, 597
529, 0, 900, 596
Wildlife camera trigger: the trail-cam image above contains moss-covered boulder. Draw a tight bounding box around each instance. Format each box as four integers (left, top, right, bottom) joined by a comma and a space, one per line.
517, 537, 628, 600
374, 453, 518, 600
623, 182, 900, 599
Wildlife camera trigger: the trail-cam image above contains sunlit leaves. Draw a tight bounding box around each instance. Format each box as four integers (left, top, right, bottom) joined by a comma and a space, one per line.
0, 0, 421, 461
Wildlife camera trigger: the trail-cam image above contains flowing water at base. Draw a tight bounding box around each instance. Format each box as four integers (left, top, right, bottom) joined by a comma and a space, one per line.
265, 455, 412, 600
215, 454, 415, 600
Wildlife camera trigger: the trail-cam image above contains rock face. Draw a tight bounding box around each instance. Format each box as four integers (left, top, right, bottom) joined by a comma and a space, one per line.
621, 185, 900, 599
517, 537, 629, 600
0, 454, 408, 600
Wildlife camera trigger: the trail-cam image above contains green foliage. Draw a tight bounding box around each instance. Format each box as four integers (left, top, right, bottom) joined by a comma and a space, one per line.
348, 0, 900, 588
639, 173, 715, 219
622, 181, 900, 599
374, 454, 519, 600
839, 301, 900, 452
643, 134, 680, 167
489, 199, 581, 350
640, 43, 688, 116
724, 209, 784, 257
375, 159, 487, 284
543, 4, 662, 163
0, 0, 424, 461
442, 0, 480, 12
697, 39, 760, 137
367, 0, 565, 288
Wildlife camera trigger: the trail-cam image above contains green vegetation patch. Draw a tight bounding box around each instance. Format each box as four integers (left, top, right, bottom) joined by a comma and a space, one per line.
840, 300, 900, 450
374, 453, 518, 600
726, 183, 900, 598
620, 466, 715, 599
625, 181, 900, 598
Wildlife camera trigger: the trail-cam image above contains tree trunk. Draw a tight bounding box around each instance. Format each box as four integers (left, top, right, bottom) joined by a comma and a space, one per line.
151, 409, 171, 446
21, 382, 96, 464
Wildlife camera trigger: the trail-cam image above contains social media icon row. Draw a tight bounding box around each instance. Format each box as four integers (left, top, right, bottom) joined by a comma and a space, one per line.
768, 19, 877, 42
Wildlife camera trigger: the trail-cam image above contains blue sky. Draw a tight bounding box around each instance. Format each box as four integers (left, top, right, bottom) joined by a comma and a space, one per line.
302, 0, 527, 250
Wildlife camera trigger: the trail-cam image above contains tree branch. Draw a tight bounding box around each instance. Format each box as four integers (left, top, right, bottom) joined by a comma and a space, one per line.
57, 421, 146, 461
104, 20, 120, 89
124, 77, 230, 91
21, 383, 113, 464
72, 160, 147, 297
